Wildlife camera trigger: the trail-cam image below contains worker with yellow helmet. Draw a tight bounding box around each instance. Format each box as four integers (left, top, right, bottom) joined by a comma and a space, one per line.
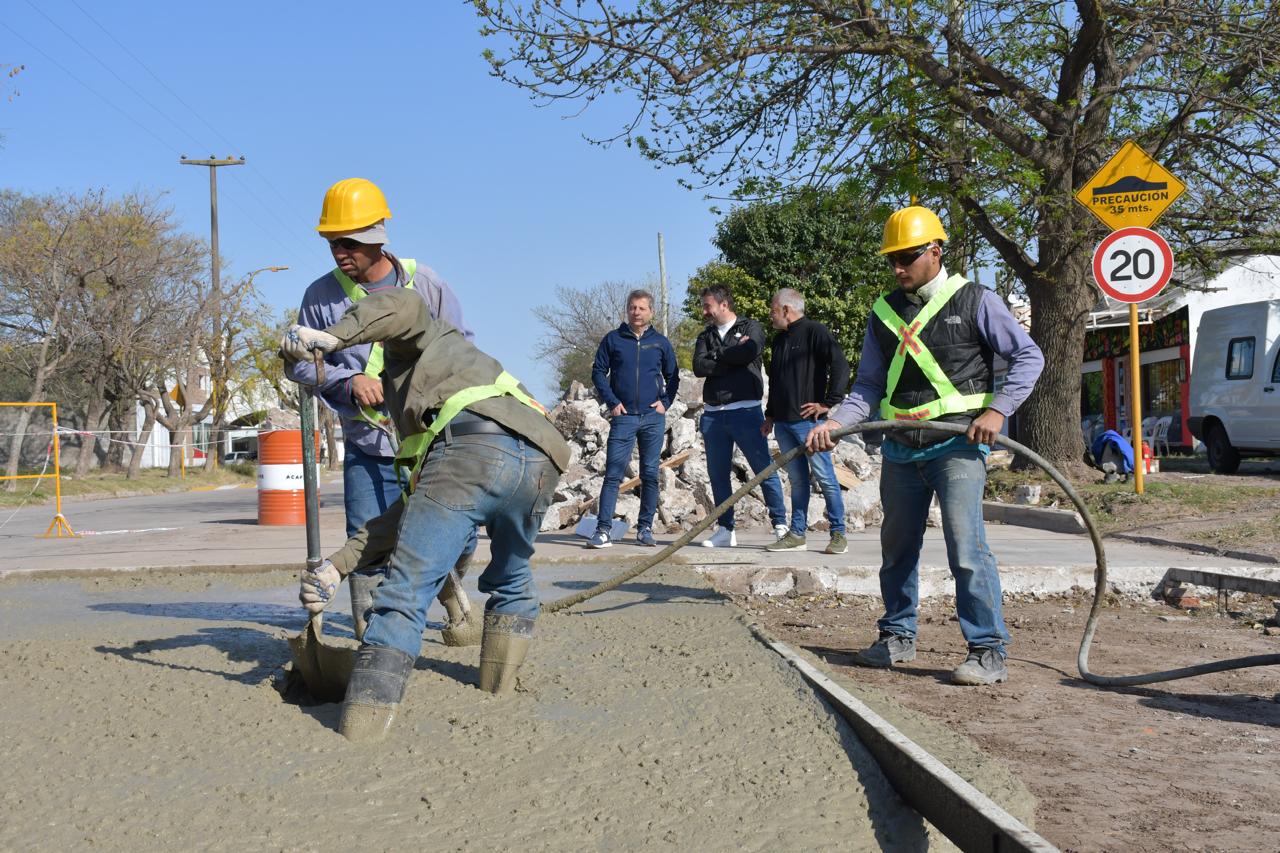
807, 205, 1044, 686
287, 178, 480, 646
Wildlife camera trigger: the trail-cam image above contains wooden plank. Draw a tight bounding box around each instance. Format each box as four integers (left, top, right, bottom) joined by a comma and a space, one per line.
616, 450, 691, 495
771, 451, 861, 490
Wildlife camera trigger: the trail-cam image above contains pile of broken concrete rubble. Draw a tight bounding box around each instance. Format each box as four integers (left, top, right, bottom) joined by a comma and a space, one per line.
539, 369, 890, 536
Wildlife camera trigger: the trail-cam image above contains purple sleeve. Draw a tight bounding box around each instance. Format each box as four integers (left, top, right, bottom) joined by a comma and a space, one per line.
977, 290, 1044, 416
285, 281, 361, 414
828, 323, 887, 427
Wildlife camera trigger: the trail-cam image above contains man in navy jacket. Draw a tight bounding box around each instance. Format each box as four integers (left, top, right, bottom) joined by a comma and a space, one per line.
588, 289, 680, 547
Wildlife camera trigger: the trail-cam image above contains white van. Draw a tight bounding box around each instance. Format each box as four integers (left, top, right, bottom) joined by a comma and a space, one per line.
1187, 299, 1280, 472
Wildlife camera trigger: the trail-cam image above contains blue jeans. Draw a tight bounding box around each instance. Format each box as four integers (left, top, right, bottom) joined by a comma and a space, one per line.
595, 410, 665, 535
363, 432, 559, 658
772, 419, 846, 535
877, 446, 1009, 653
344, 442, 477, 578
698, 407, 786, 530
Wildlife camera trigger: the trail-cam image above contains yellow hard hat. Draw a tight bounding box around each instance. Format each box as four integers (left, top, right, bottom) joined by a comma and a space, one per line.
880, 205, 948, 254
316, 178, 392, 233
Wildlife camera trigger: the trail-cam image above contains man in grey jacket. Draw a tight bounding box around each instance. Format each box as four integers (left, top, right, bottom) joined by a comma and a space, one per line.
287, 177, 479, 645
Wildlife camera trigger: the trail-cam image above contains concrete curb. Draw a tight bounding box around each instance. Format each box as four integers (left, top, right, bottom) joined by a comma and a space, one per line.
983, 501, 1085, 534
753, 626, 1059, 852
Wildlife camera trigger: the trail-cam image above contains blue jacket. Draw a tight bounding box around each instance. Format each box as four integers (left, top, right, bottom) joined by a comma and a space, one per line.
592, 324, 679, 414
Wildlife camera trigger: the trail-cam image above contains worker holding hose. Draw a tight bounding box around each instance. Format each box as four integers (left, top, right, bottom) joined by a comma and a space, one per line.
281, 288, 568, 742
807, 205, 1043, 686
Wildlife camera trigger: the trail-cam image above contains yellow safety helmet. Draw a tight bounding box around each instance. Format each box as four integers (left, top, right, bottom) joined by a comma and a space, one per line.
880, 205, 948, 255
316, 178, 392, 233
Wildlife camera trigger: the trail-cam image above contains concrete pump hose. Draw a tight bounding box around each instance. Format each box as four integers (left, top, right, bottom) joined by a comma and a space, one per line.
543, 419, 1280, 687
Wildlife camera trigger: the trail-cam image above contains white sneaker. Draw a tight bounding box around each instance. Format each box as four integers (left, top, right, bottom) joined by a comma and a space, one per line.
700, 526, 737, 548
773, 524, 789, 540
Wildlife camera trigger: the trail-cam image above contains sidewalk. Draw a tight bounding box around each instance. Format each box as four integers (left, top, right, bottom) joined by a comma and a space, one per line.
4, 482, 1278, 600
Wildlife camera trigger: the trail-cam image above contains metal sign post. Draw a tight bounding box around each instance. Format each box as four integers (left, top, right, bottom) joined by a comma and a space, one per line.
1078, 141, 1185, 495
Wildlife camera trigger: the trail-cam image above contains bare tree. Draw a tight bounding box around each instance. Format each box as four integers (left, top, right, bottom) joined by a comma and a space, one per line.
475, 1, 1280, 461
0, 191, 97, 489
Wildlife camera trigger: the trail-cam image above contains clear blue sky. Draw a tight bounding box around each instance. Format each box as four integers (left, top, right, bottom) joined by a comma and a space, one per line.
1, 1, 721, 403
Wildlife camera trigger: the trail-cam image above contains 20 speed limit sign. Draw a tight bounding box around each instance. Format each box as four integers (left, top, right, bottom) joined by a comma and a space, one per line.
1091, 226, 1174, 303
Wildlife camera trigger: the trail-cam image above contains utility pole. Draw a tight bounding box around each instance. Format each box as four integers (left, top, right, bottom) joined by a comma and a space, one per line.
657, 232, 669, 336
180, 155, 244, 470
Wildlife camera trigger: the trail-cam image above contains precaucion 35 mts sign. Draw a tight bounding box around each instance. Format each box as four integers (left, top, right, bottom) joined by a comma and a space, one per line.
1092, 227, 1174, 303
1075, 141, 1186, 231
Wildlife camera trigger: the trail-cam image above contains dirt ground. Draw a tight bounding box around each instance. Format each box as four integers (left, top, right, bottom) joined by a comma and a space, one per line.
745, 586, 1280, 852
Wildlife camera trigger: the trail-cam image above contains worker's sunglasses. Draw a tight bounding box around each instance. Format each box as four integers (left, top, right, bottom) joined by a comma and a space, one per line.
327, 238, 363, 251
885, 244, 932, 268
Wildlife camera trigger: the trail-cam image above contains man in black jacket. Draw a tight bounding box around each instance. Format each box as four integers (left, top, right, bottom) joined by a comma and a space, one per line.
692, 284, 788, 548
762, 288, 851, 554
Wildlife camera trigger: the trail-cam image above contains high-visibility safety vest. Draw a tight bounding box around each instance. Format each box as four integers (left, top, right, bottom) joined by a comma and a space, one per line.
872, 274, 995, 421
393, 370, 548, 492
332, 260, 418, 434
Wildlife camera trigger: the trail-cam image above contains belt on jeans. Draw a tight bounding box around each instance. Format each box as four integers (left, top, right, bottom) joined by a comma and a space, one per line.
429, 411, 515, 447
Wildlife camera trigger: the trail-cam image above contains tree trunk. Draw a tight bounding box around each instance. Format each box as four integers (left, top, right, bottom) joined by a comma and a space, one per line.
321, 408, 340, 471
1018, 242, 1097, 465
73, 395, 108, 479
166, 423, 188, 478
127, 404, 157, 479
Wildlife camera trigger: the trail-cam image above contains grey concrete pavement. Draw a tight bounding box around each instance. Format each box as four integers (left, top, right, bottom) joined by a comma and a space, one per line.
4, 480, 1279, 602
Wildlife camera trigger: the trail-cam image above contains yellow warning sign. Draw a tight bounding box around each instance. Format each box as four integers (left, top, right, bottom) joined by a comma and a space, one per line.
1074, 141, 1185, 230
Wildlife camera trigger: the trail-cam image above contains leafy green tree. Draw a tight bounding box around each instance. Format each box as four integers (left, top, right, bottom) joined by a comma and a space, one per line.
475, 1, 1280, 462
688, 184, 890, 365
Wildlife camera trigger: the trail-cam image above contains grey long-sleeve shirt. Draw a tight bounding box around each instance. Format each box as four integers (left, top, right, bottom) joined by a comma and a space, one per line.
829, 273, 1043, 429
284, 253, 473, 458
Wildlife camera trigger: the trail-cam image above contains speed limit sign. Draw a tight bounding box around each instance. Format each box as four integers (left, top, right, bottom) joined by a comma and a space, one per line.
1091, 226, 1174, 303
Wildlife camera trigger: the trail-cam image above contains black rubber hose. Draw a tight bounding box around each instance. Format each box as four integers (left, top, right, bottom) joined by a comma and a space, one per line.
544, 419, 1280, 686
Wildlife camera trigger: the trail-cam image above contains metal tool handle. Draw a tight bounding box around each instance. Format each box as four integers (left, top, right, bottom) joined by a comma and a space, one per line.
299, 350, 324, 572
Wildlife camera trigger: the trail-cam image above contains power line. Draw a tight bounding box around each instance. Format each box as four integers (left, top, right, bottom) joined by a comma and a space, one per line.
67, 0, 314, 235
0, 20, 181, 154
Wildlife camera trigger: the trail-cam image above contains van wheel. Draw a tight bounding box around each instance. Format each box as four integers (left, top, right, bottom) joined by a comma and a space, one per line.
1206, 424, 1240, 474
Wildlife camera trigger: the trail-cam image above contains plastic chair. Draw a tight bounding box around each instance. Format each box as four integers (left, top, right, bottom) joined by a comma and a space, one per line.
1151, 416, 1173, 456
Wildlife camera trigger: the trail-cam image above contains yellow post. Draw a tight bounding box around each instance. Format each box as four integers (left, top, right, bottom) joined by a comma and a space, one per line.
42, 401, 76, 537
0, 401, 77, 537
1128, 304, 1145, 495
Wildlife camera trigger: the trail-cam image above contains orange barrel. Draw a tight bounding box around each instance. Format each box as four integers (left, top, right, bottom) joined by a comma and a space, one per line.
257, 429, 319, 525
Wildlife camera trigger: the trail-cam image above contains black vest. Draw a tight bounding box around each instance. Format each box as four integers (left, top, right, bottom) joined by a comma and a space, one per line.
871, 280, 995, 448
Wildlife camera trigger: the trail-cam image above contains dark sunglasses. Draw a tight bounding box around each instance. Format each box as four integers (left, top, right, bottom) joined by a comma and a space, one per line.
328, 237, 363, 251
885, 244, 931, 268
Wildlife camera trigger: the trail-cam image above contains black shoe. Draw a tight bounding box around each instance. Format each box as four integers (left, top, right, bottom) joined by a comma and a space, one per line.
950, 647, 1008, 685
339, 645, 414, 742
851, 634, 916, 668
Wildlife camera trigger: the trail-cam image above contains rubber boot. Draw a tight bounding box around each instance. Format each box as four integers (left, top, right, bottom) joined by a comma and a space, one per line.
348, 572, 383, 643
478, 612, 535, 696
438, 555, 482, 647
338, 645, 414, 743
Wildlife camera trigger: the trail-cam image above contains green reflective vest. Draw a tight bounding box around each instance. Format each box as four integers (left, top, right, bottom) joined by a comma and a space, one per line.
333, 259, 418, 434
393, 370, 548, 492
872, 274, 995, 422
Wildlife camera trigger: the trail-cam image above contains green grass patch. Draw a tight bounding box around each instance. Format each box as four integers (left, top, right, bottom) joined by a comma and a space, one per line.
0, 464, 256, 509
985, 467, 1280, 532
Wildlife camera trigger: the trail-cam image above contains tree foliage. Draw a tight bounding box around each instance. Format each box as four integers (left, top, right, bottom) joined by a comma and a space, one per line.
686, 183, 890, 365
475, 0, 1280, 461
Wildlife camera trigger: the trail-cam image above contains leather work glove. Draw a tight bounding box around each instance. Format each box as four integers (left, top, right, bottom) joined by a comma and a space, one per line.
299, 560, 342, 614
280, 325, 341, 362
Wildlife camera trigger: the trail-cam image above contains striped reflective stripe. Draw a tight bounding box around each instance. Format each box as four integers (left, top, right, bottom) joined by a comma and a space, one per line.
873, 275, 994, 421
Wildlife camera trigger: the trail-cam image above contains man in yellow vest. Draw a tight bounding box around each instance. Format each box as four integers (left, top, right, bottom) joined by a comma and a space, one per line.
286, 178, 480, 646
807, 206, 1043, 685
282, 289, 569, 742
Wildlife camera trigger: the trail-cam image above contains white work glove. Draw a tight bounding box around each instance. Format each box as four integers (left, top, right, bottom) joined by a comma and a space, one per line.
280, 325, 341, 362
299, 560, 341, 614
